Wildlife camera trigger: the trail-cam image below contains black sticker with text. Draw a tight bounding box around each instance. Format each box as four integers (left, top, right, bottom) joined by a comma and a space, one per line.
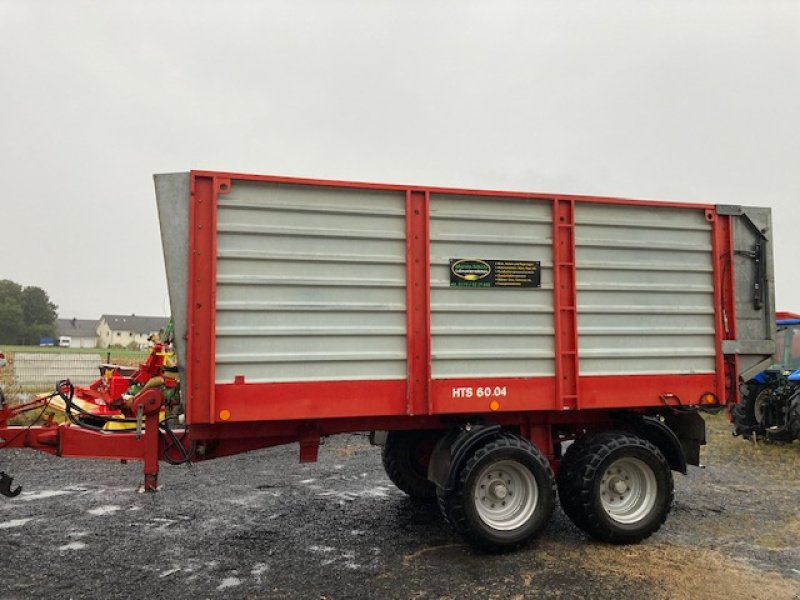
449, 259, 541, 288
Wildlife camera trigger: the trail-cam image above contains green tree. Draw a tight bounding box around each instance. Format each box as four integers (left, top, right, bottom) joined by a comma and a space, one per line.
0, 279, 23, 304
21, 286, 57, 330
0, 296, 25, 343
0, 279, 57, 344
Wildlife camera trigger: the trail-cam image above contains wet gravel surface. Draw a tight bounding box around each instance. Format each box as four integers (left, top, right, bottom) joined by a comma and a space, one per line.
1, 416, 798, 600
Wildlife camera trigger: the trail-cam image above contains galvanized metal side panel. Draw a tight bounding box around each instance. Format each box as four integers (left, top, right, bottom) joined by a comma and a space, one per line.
215, 181, 407, 383
154, 172, 190, 371
724, 205, 776, 380
429, 194, 555, 378
575, 203, 716, 375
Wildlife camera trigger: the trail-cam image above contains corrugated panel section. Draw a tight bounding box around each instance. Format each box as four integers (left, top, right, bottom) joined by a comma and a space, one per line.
215, 181, 407, 383
575, 203, 716, 375
429, 194, 555, 378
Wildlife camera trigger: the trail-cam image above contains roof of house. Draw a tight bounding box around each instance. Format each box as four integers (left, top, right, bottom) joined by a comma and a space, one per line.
100, 314, 169, 335
56, 318, 100, 338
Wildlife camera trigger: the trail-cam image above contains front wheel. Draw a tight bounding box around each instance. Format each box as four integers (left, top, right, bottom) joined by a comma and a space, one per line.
558, 431, 673, 544
438, 433, 556, 553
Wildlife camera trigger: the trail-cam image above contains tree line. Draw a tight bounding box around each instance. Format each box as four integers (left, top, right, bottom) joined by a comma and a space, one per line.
0, 279, 58, 345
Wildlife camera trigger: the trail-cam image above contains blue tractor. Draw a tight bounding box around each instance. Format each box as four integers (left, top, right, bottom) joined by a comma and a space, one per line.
733, 315, 800, 441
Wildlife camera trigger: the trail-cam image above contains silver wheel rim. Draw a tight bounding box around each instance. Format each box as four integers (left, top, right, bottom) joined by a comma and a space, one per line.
599, 457, 657, 525
473, 460, 538, 531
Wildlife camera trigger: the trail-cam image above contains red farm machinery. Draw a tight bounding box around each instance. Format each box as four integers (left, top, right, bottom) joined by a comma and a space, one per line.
0, 171, 776, 552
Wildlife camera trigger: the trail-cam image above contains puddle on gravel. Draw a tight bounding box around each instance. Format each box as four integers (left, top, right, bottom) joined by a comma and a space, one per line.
159, 568, 181, 578
19, 489, 72, 501
217, 576, 241, 590
250, 563, 268, 583
58, 541, 87, 551
87, 504, 122, 516
0, 518, 33, 529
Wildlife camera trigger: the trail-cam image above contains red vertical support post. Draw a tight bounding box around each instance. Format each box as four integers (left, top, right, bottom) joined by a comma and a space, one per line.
708, 209, 724, 400
406, 191, 431, 416
711, 211, 739, 404
553, 199, 579, 410
142, 410, 160, 492
187, 174, 219, 424
526, 418, 555, 465
134, 389, 165, 493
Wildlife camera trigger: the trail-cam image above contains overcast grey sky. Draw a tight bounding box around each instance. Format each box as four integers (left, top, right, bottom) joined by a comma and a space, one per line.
1, 1, 798, 318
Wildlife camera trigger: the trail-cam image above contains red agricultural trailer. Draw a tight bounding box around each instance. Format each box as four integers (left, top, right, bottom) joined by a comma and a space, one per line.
0, 171, 776, 552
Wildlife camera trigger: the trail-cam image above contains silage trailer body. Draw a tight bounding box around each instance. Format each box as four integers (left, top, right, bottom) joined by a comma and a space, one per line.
1, 170, 777, 551
156, 171, 773, 427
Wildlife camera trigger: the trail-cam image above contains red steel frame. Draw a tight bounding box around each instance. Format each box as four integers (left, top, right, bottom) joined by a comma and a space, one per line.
186, 170, 731, 431
406, 190, 431, 417
0, 171, 741, 482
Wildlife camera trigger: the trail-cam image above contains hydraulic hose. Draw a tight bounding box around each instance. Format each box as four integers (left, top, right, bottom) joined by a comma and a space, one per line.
160, 416, 195, 465
57, 380, 139, 432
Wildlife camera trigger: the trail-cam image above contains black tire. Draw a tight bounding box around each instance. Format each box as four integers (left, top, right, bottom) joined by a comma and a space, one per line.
438, 433, 556, 553
558, 431, 673, 545
732, 382, 767, 437
557, 435, 594, 532
788, 393, 800, 441
382, 430, 439, 501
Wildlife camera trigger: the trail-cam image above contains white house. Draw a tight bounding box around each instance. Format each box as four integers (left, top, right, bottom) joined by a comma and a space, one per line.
97, 314, 169, 349
56, 318, 100, 348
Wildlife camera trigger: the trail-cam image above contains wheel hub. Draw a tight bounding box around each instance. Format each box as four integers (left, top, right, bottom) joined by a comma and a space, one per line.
610, 478, 628, 495
473, 460, 538, 531
599, 457, 657, 525
489, 480, 508, 499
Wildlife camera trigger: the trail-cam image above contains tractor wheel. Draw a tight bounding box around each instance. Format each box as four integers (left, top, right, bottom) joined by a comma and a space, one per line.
382, 430, 439, 501
558, 431, 673, 545
788, 393, 800, 441
732, 382, 768, 437
437, 433, 555, 553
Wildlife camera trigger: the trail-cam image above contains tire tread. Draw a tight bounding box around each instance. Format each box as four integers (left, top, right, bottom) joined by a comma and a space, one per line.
558, 431, 673, 545
438, 432, 556, 553
382, 431, 438, 501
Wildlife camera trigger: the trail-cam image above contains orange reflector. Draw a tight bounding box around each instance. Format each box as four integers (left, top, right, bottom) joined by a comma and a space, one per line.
219, 409, 231, 421
701, 393, 718, 405
489, 400, 500, 412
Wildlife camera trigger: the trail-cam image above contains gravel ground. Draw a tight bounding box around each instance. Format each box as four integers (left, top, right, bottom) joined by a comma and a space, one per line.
0, 414, 798, 600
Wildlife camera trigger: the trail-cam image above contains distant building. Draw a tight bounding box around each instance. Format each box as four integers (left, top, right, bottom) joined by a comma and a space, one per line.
97, 314, 169, 349
56, 318, 100, 348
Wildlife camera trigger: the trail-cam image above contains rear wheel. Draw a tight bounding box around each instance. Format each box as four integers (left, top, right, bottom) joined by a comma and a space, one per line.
733, 382, 768, 436
382, 430, 439, 501
788, 394, 800, 440
557, 435, 594, 532
558, 431, 673, 544
438, 433, 555, 553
